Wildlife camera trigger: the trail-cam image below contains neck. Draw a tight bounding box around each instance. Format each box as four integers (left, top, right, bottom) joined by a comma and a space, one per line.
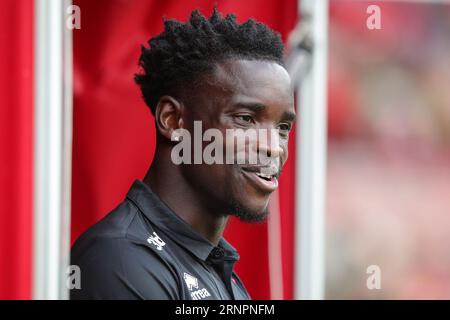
143, 148, 229, 246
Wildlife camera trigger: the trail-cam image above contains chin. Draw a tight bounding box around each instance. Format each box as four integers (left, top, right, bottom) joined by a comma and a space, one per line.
229, 200, 270, 223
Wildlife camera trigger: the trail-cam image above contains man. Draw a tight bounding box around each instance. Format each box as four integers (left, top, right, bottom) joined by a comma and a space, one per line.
71, 8, 295, 300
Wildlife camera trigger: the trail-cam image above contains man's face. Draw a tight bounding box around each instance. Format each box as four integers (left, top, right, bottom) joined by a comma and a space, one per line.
179, 59, 295, 222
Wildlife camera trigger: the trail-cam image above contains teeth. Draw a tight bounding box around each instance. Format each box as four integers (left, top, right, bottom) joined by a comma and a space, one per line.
256, 172, 272, 180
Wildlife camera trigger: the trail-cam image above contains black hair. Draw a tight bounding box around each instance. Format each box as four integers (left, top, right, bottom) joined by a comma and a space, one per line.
134, 8, 285, 114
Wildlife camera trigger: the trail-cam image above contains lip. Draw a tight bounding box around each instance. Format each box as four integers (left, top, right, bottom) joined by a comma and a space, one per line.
240, 167, 279, 194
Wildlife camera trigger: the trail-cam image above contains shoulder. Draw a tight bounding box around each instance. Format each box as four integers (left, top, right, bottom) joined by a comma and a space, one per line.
70, 203, 181, 299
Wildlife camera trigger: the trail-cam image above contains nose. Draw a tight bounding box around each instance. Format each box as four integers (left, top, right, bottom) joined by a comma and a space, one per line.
257, 128, 284, 159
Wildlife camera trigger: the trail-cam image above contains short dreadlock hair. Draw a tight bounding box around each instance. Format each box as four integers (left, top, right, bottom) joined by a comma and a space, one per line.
134, 8, 285, 114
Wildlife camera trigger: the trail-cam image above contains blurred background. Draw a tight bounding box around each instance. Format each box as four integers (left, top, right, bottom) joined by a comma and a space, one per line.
326, 1, 450, 299
1, 0, 450, 300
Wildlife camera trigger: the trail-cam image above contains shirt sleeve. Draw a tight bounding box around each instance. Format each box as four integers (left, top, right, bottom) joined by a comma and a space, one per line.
70, 236, 180, 300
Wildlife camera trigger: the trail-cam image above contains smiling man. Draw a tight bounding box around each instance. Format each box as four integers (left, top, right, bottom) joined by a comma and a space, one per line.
70, 8, 295, 300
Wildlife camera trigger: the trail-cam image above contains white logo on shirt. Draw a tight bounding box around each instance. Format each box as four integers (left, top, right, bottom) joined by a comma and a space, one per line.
190, 288, 211, 300
183, 272, 199, 291
147, 231, 166, 251
183, 272, 211, 300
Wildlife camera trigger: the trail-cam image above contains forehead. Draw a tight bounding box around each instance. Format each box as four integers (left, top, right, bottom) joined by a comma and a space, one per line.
209, 59, 294, 110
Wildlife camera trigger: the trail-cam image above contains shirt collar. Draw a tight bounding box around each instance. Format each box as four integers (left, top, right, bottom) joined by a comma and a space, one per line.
126, 179, 240, 262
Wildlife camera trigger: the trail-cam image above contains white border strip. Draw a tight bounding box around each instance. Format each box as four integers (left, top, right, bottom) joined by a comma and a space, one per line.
60, 0, 73, 301
34, 0, 72, 300
268, 190, 284, 299
294, 0, 328, 300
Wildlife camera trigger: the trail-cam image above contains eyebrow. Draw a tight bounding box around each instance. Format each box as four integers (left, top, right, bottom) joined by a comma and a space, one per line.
282, 111, 297, 122
234, 102, 266, 113
234, 102, 296, 122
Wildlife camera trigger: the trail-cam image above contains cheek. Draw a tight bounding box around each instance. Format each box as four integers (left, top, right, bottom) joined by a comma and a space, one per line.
280, 142, 289, 165
209, 164, 238, 186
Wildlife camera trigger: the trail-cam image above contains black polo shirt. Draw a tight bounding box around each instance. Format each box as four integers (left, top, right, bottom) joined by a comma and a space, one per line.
70, 180, 251, 300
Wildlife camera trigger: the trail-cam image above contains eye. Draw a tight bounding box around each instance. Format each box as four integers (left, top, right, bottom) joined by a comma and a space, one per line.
277, 123, 291, 132
235, 114, 254, 124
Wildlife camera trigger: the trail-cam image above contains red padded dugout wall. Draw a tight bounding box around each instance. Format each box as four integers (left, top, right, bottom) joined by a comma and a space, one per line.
0, 0, 34, 300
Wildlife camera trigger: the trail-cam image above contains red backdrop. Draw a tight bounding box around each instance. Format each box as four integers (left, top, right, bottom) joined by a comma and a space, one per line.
0, 0, 34, 300
71, 0, 297, 299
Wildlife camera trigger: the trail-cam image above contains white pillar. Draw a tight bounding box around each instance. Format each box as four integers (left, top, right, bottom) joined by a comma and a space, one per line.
34, 0, 73, 300
294, 0, 328, 300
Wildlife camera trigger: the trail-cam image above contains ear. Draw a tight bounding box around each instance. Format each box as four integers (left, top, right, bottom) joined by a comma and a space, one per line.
154, 96, 184, 141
